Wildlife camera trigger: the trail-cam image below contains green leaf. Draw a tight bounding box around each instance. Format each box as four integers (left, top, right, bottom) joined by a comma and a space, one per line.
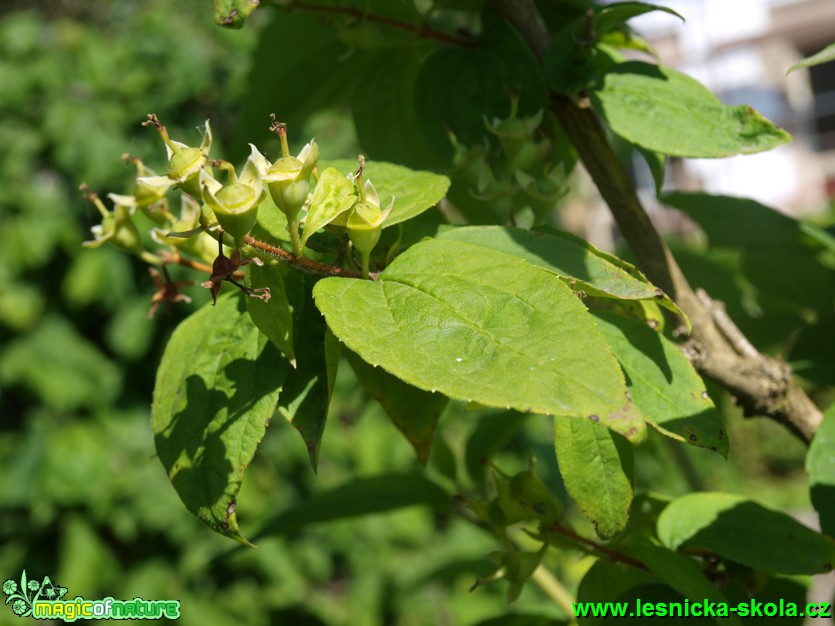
437, 225, 684, 319
575, 559, 660, 625
351, 45, 442, 168
250, 195, 290, 245
302, 167, 357, 249
592, 311, 727, 456
599, 29, 660, 61
314, 238, 645, 442
465, 411, 529, 484
253, 473, 451, 539
151, 295, 290, 543
591, 61, 791, 157
663, 193, 835, 315
543, 17, 599, 94
416, 17, 547, 157
320, 159, 450, 228
788, 42, 835, 74
245, 262, 296, 365
594, 2, 684, 37
473, 615, 566, 626
790, 314, 835, 386
627, 536, 742, 626
212, 0, 260, 28
807, 402, 835, 537
554, 417, 634, 539
0, 316, 122, 412
236, 12, 381, 162
346, 350, 448, 465
276, 274, 340, 471
634, 143, 665, 195
657, 492, 835, 574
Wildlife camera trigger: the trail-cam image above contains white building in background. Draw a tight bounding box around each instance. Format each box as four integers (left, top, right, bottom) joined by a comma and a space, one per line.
627, 0, 835, 214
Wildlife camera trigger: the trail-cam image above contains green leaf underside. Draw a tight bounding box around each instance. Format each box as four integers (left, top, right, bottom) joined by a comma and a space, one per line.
628, 536, 743, 626
788, 42, 835, 74
437, 226, 680, 310
151, 295, 289, 543
554, 417, 634, 539
302, 167, 357, 248
592, 61, 791, 157
253, 473, 451, 540
658, 492, 835, 574
592, 311, 727, 456
319, 159, 450, 228
245, 262, 296, 365
595, 2, 685, 37
347, 350, 448, 465
276, 273, 340, 471
807, 403, 835, 537
314, 238, 645, 442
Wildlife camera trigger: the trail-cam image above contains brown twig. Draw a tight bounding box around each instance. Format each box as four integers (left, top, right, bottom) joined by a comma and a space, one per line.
550, 523, 648, 571
497, 0, 822, 443
243, 235, 374, 279
287, 1, 474, 47
161, 250, 244, 280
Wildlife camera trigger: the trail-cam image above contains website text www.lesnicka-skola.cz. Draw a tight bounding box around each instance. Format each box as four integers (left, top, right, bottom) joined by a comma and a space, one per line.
572, 598, 832, 619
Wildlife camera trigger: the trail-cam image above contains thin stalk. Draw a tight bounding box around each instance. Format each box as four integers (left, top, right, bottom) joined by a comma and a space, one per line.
530, 565, 577, 622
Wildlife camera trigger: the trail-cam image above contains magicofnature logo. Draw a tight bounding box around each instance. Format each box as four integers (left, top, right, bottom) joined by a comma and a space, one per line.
3, 571, 180, 621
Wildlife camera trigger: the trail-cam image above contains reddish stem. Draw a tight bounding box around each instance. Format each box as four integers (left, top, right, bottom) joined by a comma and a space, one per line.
291, 1, 474, 47
550, 523, 648, 571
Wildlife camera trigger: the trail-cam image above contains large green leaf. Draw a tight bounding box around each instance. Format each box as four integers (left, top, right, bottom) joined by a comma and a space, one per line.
593, 311, 727, 455
657, 492, 835, 574
627, 536, 742, 626
245, 261, 296, 365
788, 42, 835, 74
253, 473, 451, 540
554, 417, 634, 539
436, 226, 683, 318
807, 402, 835, 538
320, 159, 450, 229
313, 238, 645, 441
151, 295, 290, 543
276, 273, 340, 471
662, 193, 835, 314
346, 350, 448, 465
591, 61, 791, 157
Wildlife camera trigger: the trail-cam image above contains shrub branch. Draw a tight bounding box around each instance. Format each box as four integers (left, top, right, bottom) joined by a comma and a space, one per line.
498, 0, 822, 443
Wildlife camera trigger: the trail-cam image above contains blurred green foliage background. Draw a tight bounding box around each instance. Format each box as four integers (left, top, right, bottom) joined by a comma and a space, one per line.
0, 2, 818, 625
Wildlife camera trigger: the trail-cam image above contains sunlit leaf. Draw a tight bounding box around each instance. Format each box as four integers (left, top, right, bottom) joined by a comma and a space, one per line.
314, 238, 645, 441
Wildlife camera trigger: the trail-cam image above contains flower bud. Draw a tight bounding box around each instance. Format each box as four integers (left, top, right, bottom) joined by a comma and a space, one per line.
84, 203, 143, 254
346, 201, 383, 256
168, 147, 205, 197
250, 140, 318, 223
144, 115, 212, 198
199, 157, 265, 248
